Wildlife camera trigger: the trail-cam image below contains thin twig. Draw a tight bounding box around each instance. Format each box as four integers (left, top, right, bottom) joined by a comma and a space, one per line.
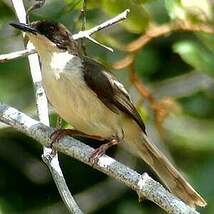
127, 21, 214, 52
113, 21, 214, 69
73, 9, 130, 51
85, 36, 113, 52
0, 49, 36, 63
10, 1, 83, 213
0, 102, 200, 214
128, 62, 179, 133
27, 0, 45, 19
1, 9, 130, 62
81, 0, 87, 32
82, 9, 130, 37
3, 14, 213, 63
79, 0, 87, 55
129, 63, 156, 105
112, 20, 214, 130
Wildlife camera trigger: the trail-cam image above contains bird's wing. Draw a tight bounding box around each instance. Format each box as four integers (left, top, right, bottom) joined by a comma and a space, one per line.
82, 56, 146, 134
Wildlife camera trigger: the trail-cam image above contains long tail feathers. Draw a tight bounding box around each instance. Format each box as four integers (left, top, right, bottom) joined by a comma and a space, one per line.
123, 122, 206, 208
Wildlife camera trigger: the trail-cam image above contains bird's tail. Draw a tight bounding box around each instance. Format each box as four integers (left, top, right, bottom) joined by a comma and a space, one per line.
123, 120, 206, 208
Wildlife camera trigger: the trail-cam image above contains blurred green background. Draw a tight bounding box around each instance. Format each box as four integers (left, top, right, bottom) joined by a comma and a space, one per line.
1, 0, 214, 213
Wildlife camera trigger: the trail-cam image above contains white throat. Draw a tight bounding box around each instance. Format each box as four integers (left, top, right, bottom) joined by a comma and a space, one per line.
50, 52, 78, 71
41, 50, 83, 81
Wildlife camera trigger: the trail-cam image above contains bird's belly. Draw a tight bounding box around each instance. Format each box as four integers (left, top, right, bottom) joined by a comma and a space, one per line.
43, 73, 121, 139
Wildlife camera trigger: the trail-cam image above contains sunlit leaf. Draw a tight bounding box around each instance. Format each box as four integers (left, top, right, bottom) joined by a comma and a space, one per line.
181, 0, 213, 21
165, 0, 212, 22
164, 0, 186, 20
102, 0, 149, 33
173, 40, 214, 77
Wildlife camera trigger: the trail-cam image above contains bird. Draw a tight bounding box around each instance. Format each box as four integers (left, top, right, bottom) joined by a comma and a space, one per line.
11, 21, 206, 208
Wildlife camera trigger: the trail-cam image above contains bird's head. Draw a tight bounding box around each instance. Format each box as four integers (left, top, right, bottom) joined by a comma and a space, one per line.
10, 21, 79, 55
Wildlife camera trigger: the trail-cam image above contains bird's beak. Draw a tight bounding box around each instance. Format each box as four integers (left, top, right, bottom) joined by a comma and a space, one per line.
10, 22, 38, 35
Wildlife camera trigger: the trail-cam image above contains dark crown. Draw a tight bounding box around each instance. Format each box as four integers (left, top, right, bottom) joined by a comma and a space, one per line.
32, 21, 78, 52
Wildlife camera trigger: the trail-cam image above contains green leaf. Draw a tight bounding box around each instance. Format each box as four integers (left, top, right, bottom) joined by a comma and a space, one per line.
164, 0, 186, 20
135, 48, 161, 77
181, 0, 212, 21
102, 0, 149, 33
173, 40, 214, 77
196, 33, 214, 54
144, 0, 169, 24
165, 0, 213, 22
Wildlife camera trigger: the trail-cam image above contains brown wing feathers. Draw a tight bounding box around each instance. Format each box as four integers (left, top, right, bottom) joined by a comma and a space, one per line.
83, 57, 146, 134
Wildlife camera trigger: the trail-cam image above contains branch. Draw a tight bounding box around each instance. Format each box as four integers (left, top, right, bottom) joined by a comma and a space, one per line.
0, 103, 199, 214
11, 1, 83, 213
73, 9, 130, 40
0, 49, 36, 63
79, 0, 87, 55
1, 9, 130, 62
126, 21, 214, 53
2, 13, 212, 64
72, 9, 130, 51
113, 21, 214, 69
112, 20, 214, 129
128, 63, 173, 132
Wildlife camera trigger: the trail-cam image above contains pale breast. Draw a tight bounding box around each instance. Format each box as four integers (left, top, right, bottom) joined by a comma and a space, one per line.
40, 51, 122, 138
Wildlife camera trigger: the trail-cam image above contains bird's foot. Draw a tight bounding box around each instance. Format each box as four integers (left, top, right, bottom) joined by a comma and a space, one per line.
49, 129, 69, 155
50, 129, 104, 154
89, 138, 119, 164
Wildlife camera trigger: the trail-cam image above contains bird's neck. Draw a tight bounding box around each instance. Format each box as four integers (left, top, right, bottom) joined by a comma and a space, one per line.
39, 48, 83, 81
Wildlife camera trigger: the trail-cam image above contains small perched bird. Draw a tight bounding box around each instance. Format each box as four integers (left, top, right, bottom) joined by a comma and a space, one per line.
11, 21, 206, 208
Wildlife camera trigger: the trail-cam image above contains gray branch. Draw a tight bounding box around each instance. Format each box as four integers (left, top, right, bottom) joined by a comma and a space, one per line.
0, 49, 36, 63
73, 9, 130, 40
0, 102, 199, 214
73, 9, 130, 51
